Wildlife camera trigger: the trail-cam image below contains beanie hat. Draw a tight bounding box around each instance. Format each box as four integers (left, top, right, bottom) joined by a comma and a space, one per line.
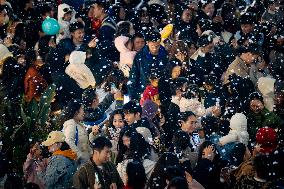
0, 44, 13, 62
229, 113, 247, 132
256, 127, 277, 154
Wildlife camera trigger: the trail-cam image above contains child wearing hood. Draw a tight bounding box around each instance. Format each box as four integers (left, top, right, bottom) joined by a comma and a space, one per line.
65, 51, 96, 89
57, 3, 77, 44
219, 113, 249, 146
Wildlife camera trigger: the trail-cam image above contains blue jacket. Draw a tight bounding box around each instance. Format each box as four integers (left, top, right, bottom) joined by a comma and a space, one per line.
128, 46, 168, 100
38, 154, 76, 189
96, 15, 118, 61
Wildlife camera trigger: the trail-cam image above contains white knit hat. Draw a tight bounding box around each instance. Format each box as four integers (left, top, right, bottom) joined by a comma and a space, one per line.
230, 113, 247, 132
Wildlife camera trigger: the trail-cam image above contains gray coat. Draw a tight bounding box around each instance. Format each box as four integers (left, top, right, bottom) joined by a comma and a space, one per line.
38, 155, 76, 189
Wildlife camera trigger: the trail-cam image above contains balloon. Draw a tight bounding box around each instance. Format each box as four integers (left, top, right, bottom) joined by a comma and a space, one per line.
42, 17, 60, 35
160, 24, 173, 41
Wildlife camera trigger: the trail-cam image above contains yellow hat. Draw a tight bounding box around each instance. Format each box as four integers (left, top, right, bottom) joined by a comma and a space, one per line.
42, 131, 66, 146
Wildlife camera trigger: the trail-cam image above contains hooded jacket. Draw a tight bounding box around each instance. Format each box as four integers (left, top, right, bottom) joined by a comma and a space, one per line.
257, 77, 275, 112
57, 3, 77, 43
114, 36, 137, 68
65, 51, 96, 89
219, 113, 249, 146
128, 46, 168, 100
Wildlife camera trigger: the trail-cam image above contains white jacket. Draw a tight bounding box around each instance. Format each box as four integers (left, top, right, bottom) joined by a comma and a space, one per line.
117, 158, 156, 184
62, 119, 92, 162
65, 51, 96, 89
57, 3, 77, 43
258, 77, 276, 112
171, 96, 213, 117
219, 113, 249, 146
219, 129, 249, 146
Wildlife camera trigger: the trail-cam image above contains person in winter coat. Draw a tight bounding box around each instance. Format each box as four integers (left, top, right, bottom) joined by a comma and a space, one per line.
247, 92, 283, 141
82, 85, 122, 124
62, 100, 92, 165
38, 131, 77, 189
193, 141, 225, 189
128, 31, 169, 100
91, 0, 117, 61
56, 3, 77, 43
234, 12, 264, 47
174, 4, 198, 43
24, 51, 48, 103
269, 33, 284, 81
0, 44, 27, 102
219, 113, 249, 146
114, 35, 137, 78
73, 136, 124, 189
190, 34, 224, 86
233, 154, 271, 189
158, 60, 182, 114
116, 131, 156, 184
223, 44, 261, 85
120, 100, 158, 143
65, 50, 96, 89
196, 0, 223, 35
171, 130, 198, 169
57, 21, 88, 54
261, 0, 284, 25
23, 143, 47, 189
89, 109, 127, 163
123, 161, 147, 189
140, 72, 160, 106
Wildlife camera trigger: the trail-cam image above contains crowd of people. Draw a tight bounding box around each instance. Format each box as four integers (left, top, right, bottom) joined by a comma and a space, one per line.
0, 0, 284, 188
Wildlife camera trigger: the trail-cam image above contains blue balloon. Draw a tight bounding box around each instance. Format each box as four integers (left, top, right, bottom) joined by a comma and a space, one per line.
42, 17, 60, 35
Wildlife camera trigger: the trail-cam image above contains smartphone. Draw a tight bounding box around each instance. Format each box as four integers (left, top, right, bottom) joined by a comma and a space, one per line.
216, 8, 222, 16
192, 132, 200, 145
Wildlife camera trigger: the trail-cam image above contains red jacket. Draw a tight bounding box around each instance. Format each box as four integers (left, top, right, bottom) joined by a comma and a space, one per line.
24, 65, 48, 102
140, 85, 160, 106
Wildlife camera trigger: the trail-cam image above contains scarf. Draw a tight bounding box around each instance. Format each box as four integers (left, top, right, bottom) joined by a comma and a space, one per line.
53, 149, 77, 160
